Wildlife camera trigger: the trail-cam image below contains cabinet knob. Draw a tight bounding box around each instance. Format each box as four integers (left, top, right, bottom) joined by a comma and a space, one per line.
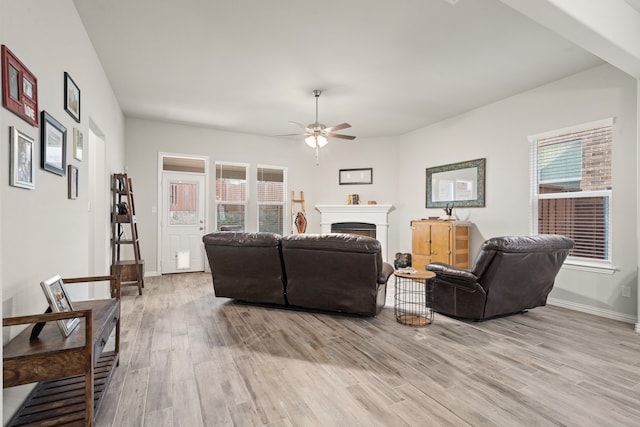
431, 250, 436, 255
425, 240, 431, 243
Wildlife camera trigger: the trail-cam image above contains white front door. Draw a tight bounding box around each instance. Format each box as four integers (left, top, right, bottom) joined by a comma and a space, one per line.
161, 172, 206, 274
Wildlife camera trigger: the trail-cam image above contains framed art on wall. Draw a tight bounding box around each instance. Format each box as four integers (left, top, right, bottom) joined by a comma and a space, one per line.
41, 111, 67, 176
1, 45, 38, 126
73, 127, 83, 161
68, 165, 78, 199
339, 168, 373, 185
426, 158, 486, 208
64, 72, 80, 123
40, 275, 79, 337
9, 126, 35, 189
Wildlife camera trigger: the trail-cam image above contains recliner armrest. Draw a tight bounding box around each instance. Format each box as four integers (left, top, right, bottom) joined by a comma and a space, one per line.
426, 262, 478, 291
379, 262, 394, 284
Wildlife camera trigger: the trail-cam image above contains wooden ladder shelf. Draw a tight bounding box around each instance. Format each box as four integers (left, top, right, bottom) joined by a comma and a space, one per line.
111, 173, 144, 295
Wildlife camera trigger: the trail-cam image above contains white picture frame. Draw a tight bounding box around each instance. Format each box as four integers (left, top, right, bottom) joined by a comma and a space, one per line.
10, 126, 35, 189
40, 275, 79, 337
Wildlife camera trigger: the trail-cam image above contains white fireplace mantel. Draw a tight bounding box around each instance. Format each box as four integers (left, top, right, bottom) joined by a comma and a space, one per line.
315, 204, 394, 262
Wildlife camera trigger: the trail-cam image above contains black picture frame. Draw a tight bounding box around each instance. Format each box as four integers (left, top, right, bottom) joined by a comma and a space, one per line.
426, 158, 486, 208
64, 72, 80, 123
339, 168, 373, 185
41, 111, 67, 176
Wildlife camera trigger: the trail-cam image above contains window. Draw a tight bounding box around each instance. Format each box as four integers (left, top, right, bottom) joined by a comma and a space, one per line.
530, 119, 613, 264
257, 166, 286, 234
215, 162, 248, 231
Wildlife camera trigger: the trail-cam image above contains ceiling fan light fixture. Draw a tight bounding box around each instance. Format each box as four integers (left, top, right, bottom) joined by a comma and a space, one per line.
305, 135, 328, 148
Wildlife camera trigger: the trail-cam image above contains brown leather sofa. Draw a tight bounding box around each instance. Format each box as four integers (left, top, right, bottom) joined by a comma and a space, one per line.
426, 235, 574, 320
203, 232, 394, 316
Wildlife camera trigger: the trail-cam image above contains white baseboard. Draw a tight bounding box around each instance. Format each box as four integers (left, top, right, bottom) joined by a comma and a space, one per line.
547, 297, 638, 326
144, 271, 160, 277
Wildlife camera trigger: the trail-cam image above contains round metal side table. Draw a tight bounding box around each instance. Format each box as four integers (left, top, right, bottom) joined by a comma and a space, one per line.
393, 270, 436, 326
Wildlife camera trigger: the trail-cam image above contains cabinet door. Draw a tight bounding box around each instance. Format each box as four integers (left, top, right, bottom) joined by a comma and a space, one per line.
430, 223, 451, 264
411, 221, 431, 256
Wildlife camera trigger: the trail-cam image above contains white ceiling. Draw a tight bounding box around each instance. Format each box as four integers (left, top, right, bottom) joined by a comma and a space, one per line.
73, 0, 603, 139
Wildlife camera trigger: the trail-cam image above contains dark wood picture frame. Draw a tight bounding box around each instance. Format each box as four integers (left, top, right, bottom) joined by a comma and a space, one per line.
1, 45, 38, 126
68, 165, 78, 199
64, 72, 80, 123
339, 168, 373, 185
41, 111, 67, 176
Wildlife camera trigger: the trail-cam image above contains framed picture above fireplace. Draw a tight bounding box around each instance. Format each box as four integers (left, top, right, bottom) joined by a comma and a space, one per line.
339, 168, 372, 185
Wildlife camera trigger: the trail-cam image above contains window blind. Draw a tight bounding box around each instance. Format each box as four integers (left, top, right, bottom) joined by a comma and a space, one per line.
530, 120, 613, 262
215, 162, 248, 231
257, 166, 286, 234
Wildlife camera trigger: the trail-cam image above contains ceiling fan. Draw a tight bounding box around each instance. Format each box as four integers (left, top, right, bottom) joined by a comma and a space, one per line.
282, 89, 355, 164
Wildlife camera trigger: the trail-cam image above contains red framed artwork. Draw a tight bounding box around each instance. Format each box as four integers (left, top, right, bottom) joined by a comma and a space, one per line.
2, 45, 38, 127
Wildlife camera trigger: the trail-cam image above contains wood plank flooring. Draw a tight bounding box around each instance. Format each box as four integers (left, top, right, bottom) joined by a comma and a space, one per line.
96, 273, 640, 426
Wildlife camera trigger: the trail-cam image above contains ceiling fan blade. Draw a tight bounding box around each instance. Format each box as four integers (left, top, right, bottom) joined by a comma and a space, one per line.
276, 133, 306, 137
324, 123, 351, 133
288, 121, 306, 129
326, 133, 356, 140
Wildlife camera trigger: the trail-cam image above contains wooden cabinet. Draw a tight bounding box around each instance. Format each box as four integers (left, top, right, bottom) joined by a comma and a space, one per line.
3, 276, 121, 427
411, 220, 471, 270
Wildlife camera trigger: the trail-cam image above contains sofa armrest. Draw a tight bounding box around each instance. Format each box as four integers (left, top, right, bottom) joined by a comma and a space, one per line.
379, 262, 394, 284
426, 262, 478, 291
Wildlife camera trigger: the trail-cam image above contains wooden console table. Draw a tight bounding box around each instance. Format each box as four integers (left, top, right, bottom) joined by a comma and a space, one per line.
3, 276, 121, 426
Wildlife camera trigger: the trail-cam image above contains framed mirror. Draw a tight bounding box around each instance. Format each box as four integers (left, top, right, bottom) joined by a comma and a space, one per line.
426, 158, 486, 208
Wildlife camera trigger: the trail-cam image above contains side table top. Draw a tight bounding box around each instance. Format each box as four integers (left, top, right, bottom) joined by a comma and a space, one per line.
393, 269, 436, 280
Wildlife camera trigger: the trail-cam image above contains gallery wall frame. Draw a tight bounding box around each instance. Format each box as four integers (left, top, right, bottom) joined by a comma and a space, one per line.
426, 158, 486, 208
1, 45, 38, 126
9, 126, 35, 189
41, 111, 67, 176
73, 127, 83, 161
339, 168, 373, 185
68, 165, 78, 199
64, 72, 80, 123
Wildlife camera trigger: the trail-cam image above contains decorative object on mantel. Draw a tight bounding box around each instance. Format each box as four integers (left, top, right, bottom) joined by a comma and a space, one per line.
347, 194, 360, 205
368, 200, 377, 205
339, 168, 372, 185
426, 158, 486, 208
280, 90, 356, 165
291, 190, 307, 233
1, 45, 38, 126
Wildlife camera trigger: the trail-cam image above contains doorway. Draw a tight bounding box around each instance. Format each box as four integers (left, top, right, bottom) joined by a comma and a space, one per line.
158, 154, 208, 274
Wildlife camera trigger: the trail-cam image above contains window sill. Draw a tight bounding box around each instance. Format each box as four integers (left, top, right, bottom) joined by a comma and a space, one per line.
562, 259, 617, 275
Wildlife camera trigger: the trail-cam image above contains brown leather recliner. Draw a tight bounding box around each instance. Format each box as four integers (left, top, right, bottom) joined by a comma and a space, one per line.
426, 235, 574, 320
203, 232, 286, 305
281, 234, 394, 316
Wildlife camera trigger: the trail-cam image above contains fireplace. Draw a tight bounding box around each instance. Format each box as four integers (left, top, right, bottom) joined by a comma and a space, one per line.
331, 222, 376, 239
315, 204, 394, 262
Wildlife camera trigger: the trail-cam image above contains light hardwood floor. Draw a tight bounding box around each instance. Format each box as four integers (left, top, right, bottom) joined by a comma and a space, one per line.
97, 273, 640, 427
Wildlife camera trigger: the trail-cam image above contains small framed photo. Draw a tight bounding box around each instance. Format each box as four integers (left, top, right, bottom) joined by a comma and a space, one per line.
73, 127, 83, 161
41, 111, 66, 176
339, 168, 373, 185
64, 72, 80, 123
9, 126, 35, 189
68, 165, 78, 199
40, 275, 79, 337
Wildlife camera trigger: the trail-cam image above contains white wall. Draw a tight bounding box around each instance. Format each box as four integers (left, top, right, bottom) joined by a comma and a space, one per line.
397, 63, 638, 322
1, 0, 125, 420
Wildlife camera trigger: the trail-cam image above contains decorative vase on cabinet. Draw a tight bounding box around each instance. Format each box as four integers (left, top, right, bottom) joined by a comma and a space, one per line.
410, 219, 471, 271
